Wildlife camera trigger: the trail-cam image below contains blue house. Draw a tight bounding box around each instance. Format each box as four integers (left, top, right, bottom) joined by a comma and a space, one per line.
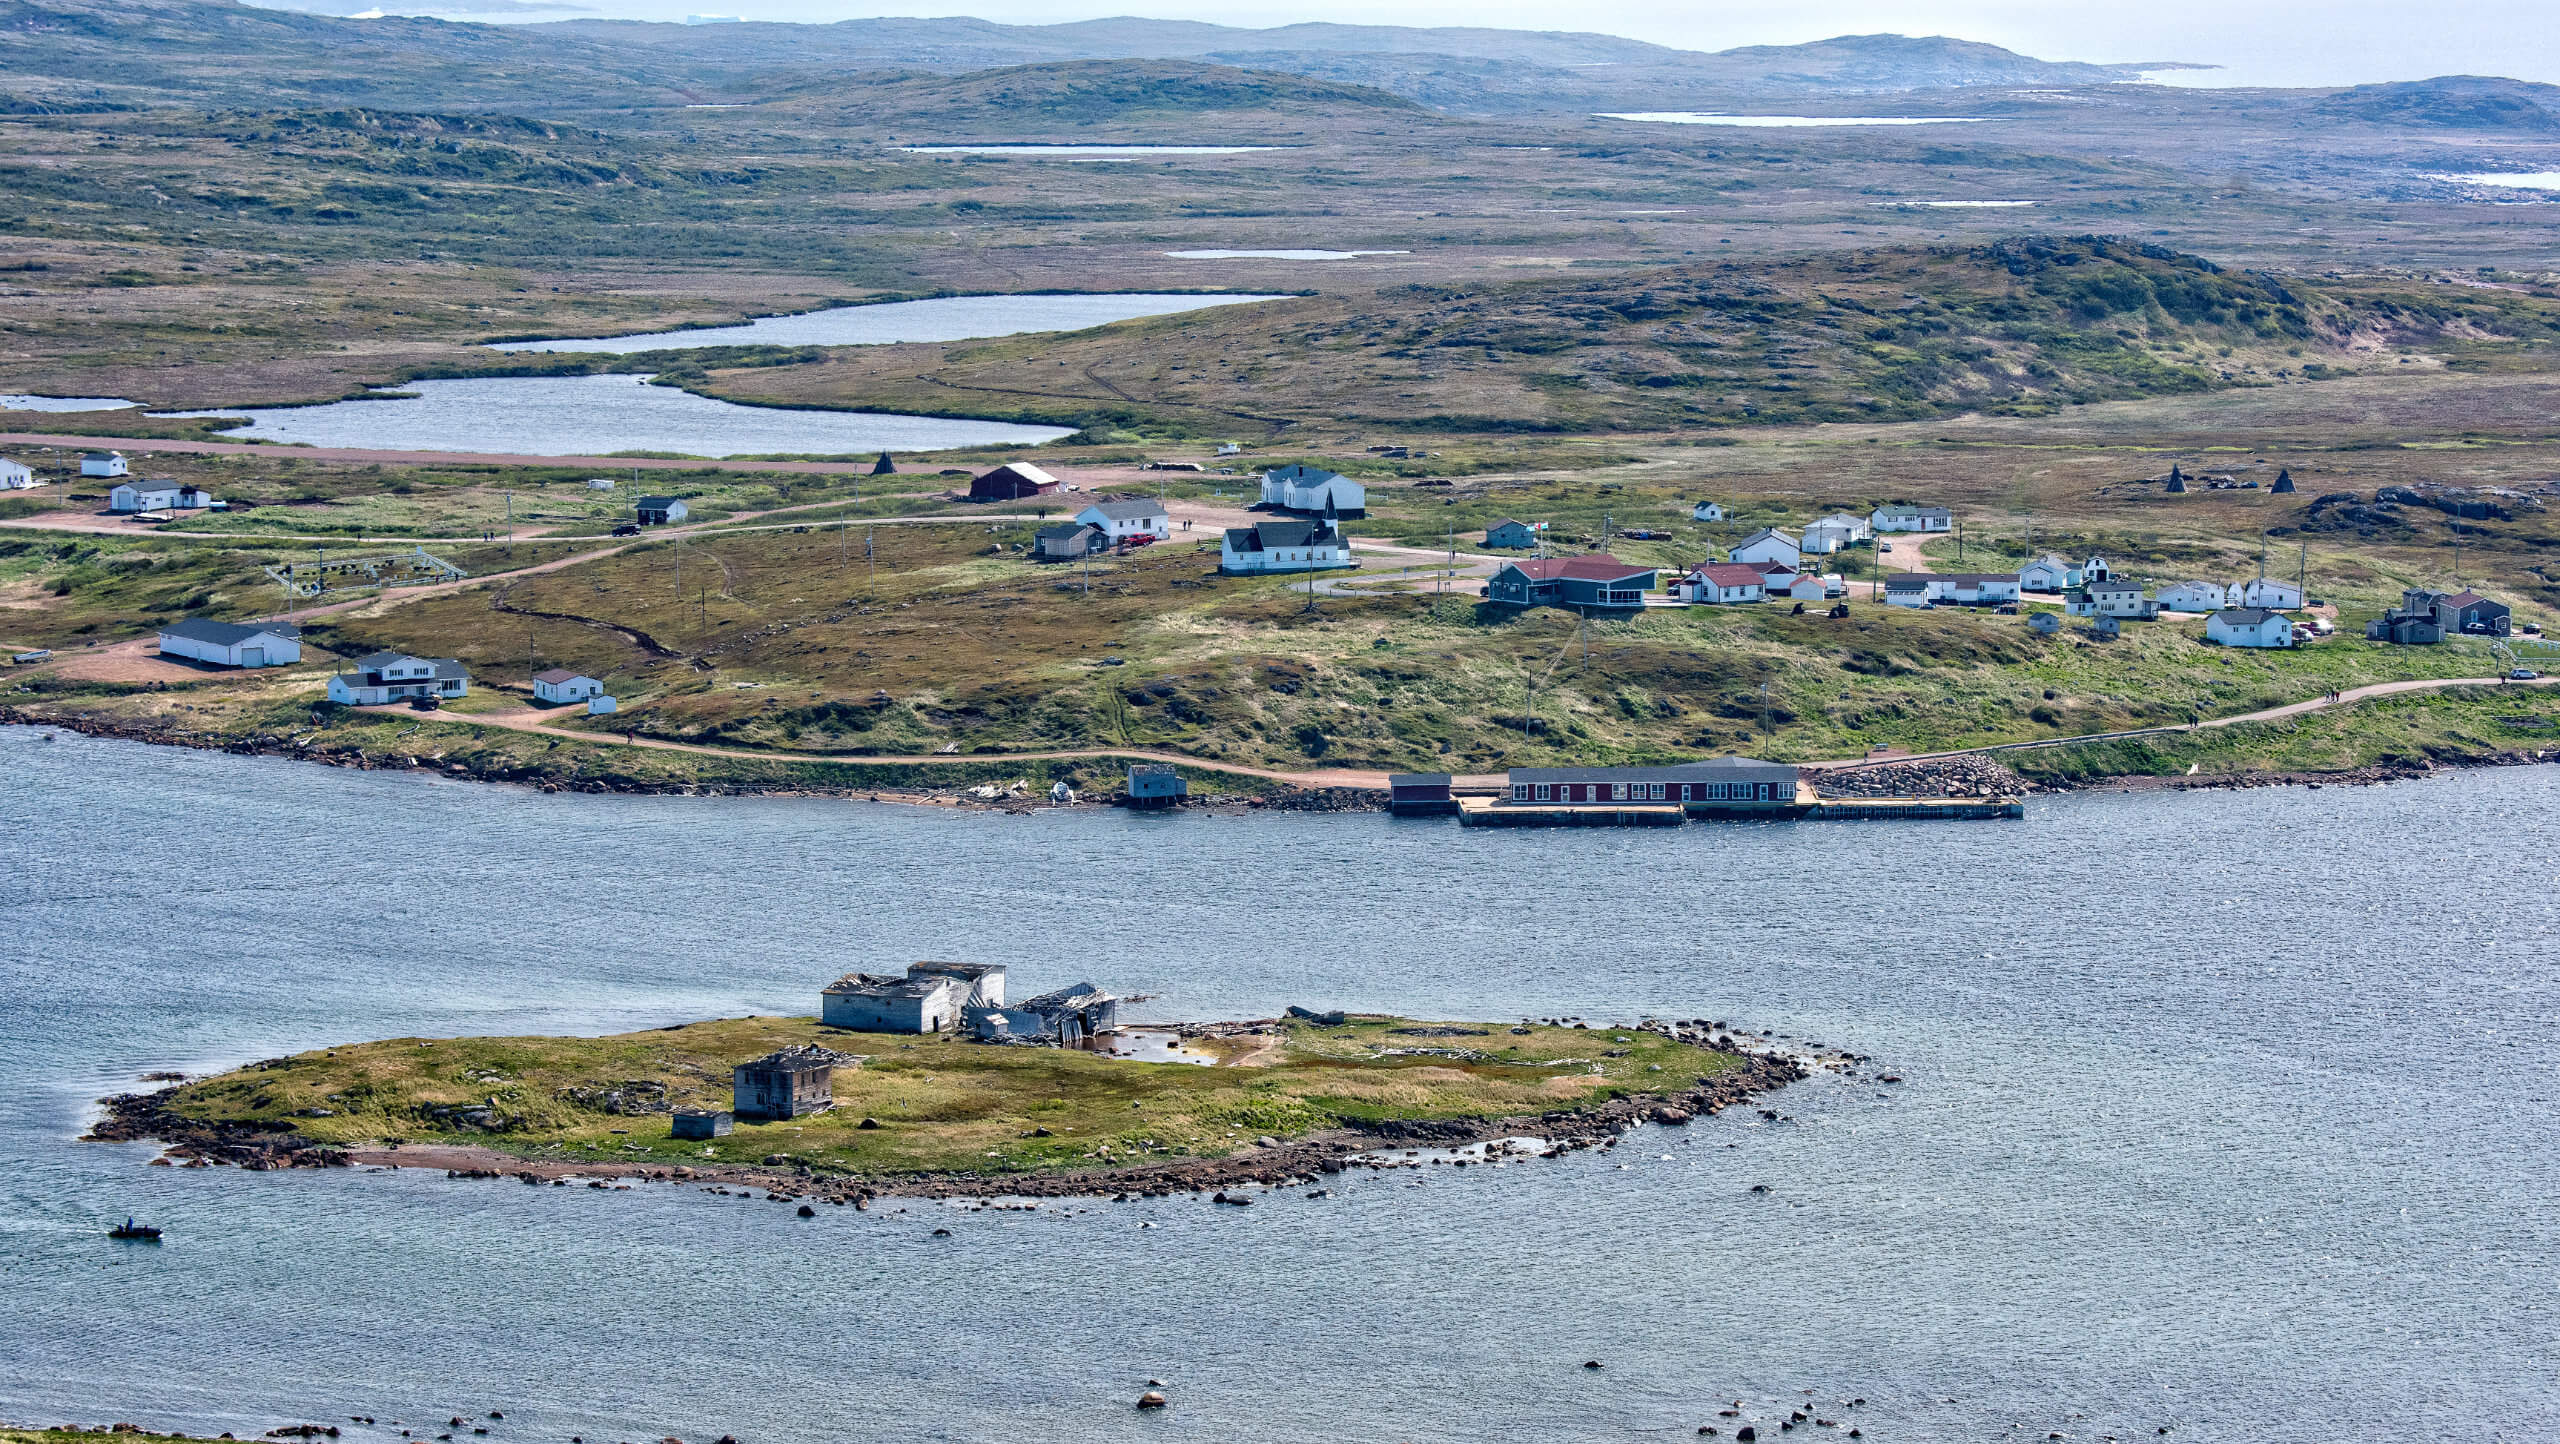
1484, 554, 1657, 612
1484, 518, 1537, 550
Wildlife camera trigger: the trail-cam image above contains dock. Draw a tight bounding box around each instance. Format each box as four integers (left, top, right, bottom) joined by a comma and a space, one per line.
1456, 779, 2021, 827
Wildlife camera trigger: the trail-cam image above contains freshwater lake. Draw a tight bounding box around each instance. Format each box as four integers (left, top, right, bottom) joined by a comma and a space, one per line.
156, 374, 1072, 459
6, 727, 2558, 1441
490, 292, 1288, 355
1, 394, 139, 412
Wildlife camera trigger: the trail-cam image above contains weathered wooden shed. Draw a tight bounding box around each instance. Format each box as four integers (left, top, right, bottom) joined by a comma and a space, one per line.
1127, 763, 1188, 809
672, 1109, 734, 1139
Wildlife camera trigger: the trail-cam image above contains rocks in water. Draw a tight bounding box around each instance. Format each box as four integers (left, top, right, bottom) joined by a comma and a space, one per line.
1210, 1190, 1252, 1206
1284, 1006, 1348, 1026
796, 1204, 815, 1217
931, 1227, 951, 1236
1135, 1392, 1168, 1410
1582, 1360, 1604, 1370
1738, 1429, 1757, 1442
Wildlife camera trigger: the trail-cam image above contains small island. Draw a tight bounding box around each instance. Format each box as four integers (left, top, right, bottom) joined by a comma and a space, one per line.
93, 1012, 1809, 1200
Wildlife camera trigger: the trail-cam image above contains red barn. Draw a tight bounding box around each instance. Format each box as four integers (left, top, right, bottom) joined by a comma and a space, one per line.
968, 462, 1061, 503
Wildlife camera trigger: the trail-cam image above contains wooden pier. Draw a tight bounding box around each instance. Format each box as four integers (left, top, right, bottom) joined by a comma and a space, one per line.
1455, 783, 2022, 827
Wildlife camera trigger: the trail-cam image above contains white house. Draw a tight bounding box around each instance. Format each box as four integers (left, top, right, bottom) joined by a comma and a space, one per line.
2018, 555, 2078, 593
0, 458, 32, 489
2082, 555, 2114, 584
157, 618, 301, 668
1678, 562, 1766, 604
2206, 607, 2298, 648
108, 481, 213, 513
1751, 558, 1803, 594
1220, 517, 1354, 574
585, 478, 616, 491
1690, 501, 1725, 522
2156, 581, 2231, 613
2071, 579, 2157, 620
2237, 577, 2304, 610
531, 668, 603, 706
1781, 573, 1832, 601
81, 451, 127, 478
1076, 497, 1171, 543
1729, 527, 1802, 568
1939, 573, 2022, 605
1872, 504, 1952, 533
1260, 464, 1365, 517
636, 496, 689, 525
1883, 574, 1932, 607
328, 651, 470, 705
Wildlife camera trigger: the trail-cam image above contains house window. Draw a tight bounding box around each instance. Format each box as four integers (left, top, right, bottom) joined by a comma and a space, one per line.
1534, 784, 1552, 801
1512, 784, 1530, 801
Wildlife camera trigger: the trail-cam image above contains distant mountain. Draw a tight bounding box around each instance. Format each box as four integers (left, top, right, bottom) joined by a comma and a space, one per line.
2318, 76, 2560, 132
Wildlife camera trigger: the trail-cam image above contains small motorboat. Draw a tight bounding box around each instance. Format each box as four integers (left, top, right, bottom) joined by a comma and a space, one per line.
108, 1217, 162, 1241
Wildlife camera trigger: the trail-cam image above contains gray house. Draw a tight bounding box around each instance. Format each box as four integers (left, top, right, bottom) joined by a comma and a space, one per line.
636, 496, 689, 526
1128, 762, 1188, 809
1484, 518, 1537, 550
731, 1045, 857, 1121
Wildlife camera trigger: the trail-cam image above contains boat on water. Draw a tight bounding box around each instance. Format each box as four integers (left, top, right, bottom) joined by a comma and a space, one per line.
108, 1217, 162, 1241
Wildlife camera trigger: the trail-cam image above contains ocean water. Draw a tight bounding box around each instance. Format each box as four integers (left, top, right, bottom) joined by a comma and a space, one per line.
1, 395, 139, 412
489, 293, 1290, 355
1595, 113, 1990, 127
4, 725, 2557, 1443
153, 374, 1071, 458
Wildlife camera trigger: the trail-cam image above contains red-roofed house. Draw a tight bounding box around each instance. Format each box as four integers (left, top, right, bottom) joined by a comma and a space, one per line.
1485, 554, 1657, 611
1677, 562, 1767, 605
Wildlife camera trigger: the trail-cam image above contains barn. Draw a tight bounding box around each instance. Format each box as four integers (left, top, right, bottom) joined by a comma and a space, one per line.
157, 618, 302, 668
968, 462, 1061, 502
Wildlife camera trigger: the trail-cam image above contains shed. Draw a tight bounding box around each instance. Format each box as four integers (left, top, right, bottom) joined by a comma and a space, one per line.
1690, 501, 1725, 522
1033, 521, 1106, 561
636, 496, 689, 526
1388, 772, 1458, 817
731, 1045, 856, 1121
1483, 518, 1537, 550
81, 451, 127, 478
671, 1109, 733, 1140
1127, 762, 1188, 809
2027, 611, 2062, 634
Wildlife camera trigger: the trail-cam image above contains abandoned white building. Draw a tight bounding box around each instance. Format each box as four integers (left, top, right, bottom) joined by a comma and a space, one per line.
821, 961, 1008, 1033
1260, 464, 1366, 516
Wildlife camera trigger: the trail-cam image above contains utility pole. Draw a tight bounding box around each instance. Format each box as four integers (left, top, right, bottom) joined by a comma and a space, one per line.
867, 527, 876, 595
506, 490, 514, 550
1759, 682, 1771, 738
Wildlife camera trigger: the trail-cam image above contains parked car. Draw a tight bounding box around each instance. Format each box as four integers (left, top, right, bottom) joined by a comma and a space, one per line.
11, 649, 53, 664
611, 523, 641, 537
2512, 669, 2539, 681
408, 694, 442, 711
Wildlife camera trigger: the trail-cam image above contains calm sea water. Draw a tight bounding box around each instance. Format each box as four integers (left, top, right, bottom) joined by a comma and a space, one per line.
489, 293, 1289, 355
4, 726, 2557, 1443
156, 374, 1071, 458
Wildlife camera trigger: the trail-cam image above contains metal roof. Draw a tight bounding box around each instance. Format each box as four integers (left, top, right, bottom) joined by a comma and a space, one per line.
1510, 758, 1798, 784
160, 617, 299, 647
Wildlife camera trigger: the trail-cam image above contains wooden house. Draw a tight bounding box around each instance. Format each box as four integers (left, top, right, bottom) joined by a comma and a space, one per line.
1483, 519, 1537, 550
1127, 762, 1188, 809
327, 651, 468, 705
1387, 772, 1458, 817
968, 462, 1060, 502
1076, 497, 1171, 543
1871, 503, 1952, 534
731, 1045, 856, 1121
1033, 521, 1106, 561
1220, 517, 1353, 574
1729, 527, 1802, 568
2206, 607, 2297, 648
1504, 758, 1800, 811
1678, 562, 1766, 604
1260, 464, 1365, 516
1485, 554, 1655, 612
532, 668, 603, 706
635, 496, 689, 526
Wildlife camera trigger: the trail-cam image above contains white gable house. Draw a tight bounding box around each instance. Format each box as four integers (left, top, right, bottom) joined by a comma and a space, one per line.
1872, 504, 1952, 533
2018, 555, 2078, 593
1729, 527, 1802, 568
1260, 464, 1365, 517
1076, 497, 1171, 543
1690, 501, 1725, 522
157, 618, 301, 668
2207, 607, 2298, 648
0, 459, 32, 489
81, 451, 127, 478
2238, 577, 2305, 610
108, 481, 213, 513
1221, 517, 1354, 574
2156, 581, 2232, 613
531, 668, 603, 705
1800, 514, 1868, 555
328, 651, 470, 705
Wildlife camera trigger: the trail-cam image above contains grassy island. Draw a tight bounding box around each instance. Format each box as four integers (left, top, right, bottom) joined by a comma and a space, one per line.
116, 1015, 1786, 1188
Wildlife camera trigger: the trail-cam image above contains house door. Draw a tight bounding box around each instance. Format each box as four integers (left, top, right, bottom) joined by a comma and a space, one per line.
242, 648, 264, 667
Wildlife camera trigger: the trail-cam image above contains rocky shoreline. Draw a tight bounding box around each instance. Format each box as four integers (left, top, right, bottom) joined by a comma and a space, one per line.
85, 1035, 1812, 1203
13, 704, 2546, 812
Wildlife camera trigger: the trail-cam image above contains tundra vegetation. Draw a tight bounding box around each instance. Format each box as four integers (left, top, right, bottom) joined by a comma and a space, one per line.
146, 1016, 1745, 1177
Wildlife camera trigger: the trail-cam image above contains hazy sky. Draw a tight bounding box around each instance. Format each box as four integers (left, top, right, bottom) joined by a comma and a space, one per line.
511, 0, 2556, 89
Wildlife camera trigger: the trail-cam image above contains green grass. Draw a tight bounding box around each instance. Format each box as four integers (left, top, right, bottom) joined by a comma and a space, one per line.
155, 1015, 1739, 1178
